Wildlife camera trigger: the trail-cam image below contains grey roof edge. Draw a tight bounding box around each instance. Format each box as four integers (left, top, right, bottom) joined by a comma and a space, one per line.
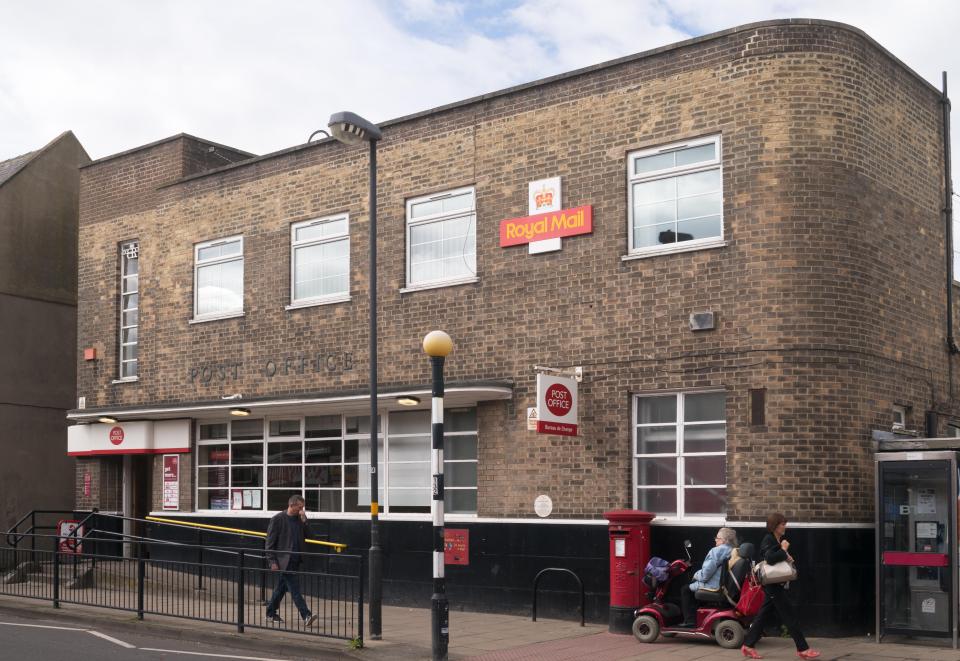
0, 130, 88, 187
80, 133, 257, 170
138, 18, 946, 189
66, 379, 515, 418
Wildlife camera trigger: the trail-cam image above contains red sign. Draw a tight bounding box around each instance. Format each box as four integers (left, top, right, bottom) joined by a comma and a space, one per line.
444, 528, 469, 565
536, 420, 578, 436
544, 383, 573, 417
163, 455, 180, 510
109, 426, 124, 445
83, 472, 91, 497
57, 520, 84, 554
499, 205, 592, 247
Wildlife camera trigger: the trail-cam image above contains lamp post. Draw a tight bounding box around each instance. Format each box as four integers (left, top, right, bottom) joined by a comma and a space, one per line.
328, 111, 383, 639
423, 330, 453, 661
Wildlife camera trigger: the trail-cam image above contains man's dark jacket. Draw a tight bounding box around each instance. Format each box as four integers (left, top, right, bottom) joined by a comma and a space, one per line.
265, 511, 312, 571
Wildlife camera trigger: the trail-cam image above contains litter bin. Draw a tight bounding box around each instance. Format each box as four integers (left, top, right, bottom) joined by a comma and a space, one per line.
603, 509, 654, 634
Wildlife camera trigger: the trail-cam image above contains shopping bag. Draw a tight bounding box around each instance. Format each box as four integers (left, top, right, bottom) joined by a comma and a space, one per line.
737, 575, 765, 617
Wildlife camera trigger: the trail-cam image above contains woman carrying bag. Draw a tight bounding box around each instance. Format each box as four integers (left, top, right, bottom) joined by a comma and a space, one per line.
741, 513, 820, 660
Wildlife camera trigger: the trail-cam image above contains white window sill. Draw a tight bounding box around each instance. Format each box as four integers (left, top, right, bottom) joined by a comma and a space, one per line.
286, 295, 351, 311
400, 277, 479, 294
112, 377, 139, 384
622, 238, 727, 261
189, 312, 245, 324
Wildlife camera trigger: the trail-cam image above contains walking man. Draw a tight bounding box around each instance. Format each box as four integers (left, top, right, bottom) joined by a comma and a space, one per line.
265, 494, 318, 627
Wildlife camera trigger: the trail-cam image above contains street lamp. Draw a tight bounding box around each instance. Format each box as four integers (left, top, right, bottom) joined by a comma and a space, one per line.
423, 330, 453, 661
328, 110, 383, 639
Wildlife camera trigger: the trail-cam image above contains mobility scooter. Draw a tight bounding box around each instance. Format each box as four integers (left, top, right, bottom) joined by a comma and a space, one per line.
632, 540, 759, 649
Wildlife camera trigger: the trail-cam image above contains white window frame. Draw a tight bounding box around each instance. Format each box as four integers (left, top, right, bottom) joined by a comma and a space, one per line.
403, 186, 478, 292
192, 235, 244, 322
892, 405, 907, 431
626, 135, 724, 259
288, 214, 351, 308
633, 390, 727, 520
195, 410, 479, 516
118, 240, 139, 381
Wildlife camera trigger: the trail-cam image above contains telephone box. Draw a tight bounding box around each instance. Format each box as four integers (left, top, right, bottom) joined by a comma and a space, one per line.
604, 509, 654, 634
876, 449, 958, 648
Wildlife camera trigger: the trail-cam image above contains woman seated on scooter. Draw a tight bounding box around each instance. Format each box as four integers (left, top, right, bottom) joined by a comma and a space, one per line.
680, 527, 737, 627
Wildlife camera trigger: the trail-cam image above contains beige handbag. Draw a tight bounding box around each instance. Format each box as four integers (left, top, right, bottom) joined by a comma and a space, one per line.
754, 559, 797, 585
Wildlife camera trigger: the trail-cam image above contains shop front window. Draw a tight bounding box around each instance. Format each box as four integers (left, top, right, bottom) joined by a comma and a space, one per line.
633, 391, 726, 518
196, 409, 478, 514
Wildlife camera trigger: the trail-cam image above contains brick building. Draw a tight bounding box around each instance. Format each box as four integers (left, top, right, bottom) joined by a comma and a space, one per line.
68, 19, 958, 633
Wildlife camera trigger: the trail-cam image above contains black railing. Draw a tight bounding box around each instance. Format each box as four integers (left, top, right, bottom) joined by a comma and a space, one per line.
531, 567, 585, 627
0, 532, 363, 643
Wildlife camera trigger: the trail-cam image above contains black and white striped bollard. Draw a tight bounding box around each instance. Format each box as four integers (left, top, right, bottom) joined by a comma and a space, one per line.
423, 330, 452, 661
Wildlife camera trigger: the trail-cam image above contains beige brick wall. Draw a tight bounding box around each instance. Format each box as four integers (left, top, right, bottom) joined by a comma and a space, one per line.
76, 21, 959, 523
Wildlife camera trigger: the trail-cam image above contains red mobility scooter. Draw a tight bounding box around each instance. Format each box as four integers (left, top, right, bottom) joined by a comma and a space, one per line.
631, 540, 762, 649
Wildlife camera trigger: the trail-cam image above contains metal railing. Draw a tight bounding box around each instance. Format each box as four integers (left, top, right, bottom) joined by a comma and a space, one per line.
531, 567, 585, 627
0, 531, 363, 643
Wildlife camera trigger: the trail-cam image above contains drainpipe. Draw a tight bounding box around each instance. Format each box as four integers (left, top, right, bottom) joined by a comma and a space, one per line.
943, 72, 959, 357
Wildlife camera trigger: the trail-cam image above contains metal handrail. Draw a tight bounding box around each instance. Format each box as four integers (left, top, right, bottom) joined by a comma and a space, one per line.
531, 567, 585, 627
7, 509, 93, 548
145, 515, 348, 552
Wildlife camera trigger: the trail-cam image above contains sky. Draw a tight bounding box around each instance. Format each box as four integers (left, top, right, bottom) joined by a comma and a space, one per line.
0, 0, 958, 166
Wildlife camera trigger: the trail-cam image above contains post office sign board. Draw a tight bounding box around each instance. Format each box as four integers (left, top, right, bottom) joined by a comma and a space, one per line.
444, 528, 469, 565
499, 205, 592, 247
68, 419, 191, 456
536, 374, 578, 436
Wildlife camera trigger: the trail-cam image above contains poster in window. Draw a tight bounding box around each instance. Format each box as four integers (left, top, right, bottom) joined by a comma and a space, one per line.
252, 490, 262, 509
162, 455, 180, 510
232, 490, 243, 510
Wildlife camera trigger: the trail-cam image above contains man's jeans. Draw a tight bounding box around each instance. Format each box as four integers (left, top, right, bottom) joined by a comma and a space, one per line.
266, 568, 311, 620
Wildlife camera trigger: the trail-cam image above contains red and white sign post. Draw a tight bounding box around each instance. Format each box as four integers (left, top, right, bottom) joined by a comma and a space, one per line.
536, 374, 579, 436
57, 520, 84, 554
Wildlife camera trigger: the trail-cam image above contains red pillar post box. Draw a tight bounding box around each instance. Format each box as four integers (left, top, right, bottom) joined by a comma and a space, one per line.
604, 509, 654, 634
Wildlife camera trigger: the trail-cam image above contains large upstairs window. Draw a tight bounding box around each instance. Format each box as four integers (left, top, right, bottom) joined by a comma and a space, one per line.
194, 236, 243, 320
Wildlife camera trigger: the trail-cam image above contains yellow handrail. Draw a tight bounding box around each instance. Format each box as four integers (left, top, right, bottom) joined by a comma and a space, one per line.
145, 515, 347, 553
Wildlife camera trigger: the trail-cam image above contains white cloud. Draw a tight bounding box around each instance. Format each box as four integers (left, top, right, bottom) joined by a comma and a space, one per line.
0, 0, 956, 169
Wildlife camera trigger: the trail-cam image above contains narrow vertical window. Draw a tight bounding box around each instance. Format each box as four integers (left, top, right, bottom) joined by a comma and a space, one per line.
119, 240, 139, 379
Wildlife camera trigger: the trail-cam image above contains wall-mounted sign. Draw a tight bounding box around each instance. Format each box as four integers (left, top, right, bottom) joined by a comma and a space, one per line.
528, 177, 563, 254
187, 351, 355, 385
57, 520, 84, 554
527, 407, 538, 431
534, 494, 553, 518
162, 455, 180, 510
500, 205, 592, 247
444, 528, 469, 565
68, 420, 191, 456
536, 374, 578, 436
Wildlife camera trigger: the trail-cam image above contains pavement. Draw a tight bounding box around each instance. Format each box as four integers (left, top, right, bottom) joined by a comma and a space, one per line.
0, 595, 958, 661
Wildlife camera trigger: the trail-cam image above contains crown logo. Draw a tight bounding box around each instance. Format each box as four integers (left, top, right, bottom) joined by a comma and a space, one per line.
534, 187, 555, 210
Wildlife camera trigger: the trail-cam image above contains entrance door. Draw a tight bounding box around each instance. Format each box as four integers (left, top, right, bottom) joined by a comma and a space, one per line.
878, 459, 954, 637
132, 456, 153, 556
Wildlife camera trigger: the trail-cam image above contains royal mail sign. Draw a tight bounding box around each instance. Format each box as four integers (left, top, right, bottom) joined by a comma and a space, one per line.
536, 374, 578, 436
500, 205, 592, 247
68, 419, 191, 456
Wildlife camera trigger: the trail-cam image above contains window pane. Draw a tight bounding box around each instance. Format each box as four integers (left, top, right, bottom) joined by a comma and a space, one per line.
122, 274, 139, 294
200, 424, 227, 441
268, 489, 301, 511
231, 443, 263, 464
231, 466, 262, 487
307, 489, 342, 513
443, 434, 477, 460
122, 293, 139, 311
638, 398, 676, 426
121, 327, 138, 344
267, 466, 302, 488
198, 489, 230, 510
198, 467, 228, 488
124, 256, 139, 275
685, 488, 726, 516
306, 465, 341, 488
633, 178, 675, 205
122, 309, 139, 327
344, 465, 358, 488
410, 199, 443, 219
305, 415, 341, 438
634, 200, 675, 226
269, 420, 301, 437
684, 456, 725, 486
390, 410, 430, 435
389, 436, 430, 463
446, 408, 477, 432
388, 461, 430, 489
634, 151, 675, 174
344, 439, 359, 463
677, 169, 720, 197
445, 462, 477, 488
637, 426, 676, 454
267, 441, 302, 464
684, 423, 726, 453
676, 216, 721, 242
441, 192, 473, 214
389, 491, 430, 512
634, 222, 677, 249
346, 416, 382, 434
121, 361, 138, 378
685, 393, 725, 422
196, 258, 243, 316
306, 439, 342, 463
677, 192, 721, 221
636, 457, 677, 486
295, 217, 347, 242
445, 489, 477, 514
231, 419, 263, 441
675, 142, 716, 167
197, 444, 229, 465
637, 488, 676, 516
